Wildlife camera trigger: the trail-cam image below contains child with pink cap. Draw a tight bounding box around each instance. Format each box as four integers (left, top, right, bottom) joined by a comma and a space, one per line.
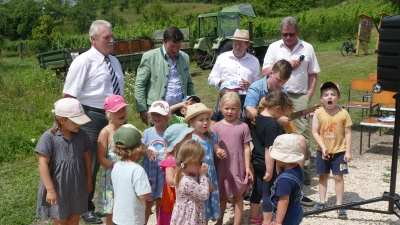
35, 98, 92, 225
97, 94, 130, 225
142, 100, 173, 223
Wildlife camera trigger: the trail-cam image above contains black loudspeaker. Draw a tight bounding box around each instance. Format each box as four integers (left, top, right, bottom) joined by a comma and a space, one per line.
377, 15, 400, 92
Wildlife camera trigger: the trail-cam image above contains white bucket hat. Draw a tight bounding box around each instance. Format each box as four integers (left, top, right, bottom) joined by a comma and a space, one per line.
269, 134, 304, 163
229, 29, 254, 43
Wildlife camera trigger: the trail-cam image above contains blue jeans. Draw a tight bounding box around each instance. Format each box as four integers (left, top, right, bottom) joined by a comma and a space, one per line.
81, 108, 108, 212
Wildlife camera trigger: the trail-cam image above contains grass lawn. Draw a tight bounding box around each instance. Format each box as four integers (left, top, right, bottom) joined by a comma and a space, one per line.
0, 37, 379, 224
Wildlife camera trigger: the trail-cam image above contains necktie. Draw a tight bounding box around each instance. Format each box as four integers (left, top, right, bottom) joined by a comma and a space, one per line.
104, 56, 121, 95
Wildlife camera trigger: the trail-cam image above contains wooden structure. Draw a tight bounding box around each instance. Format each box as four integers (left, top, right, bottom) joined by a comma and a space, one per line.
356, 14, 374, 55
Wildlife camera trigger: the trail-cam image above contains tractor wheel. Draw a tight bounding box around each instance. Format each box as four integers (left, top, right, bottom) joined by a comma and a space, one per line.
195, 49, 208, 66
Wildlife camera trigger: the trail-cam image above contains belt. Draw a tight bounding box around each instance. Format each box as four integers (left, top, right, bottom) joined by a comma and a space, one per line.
82, 105, 105, 114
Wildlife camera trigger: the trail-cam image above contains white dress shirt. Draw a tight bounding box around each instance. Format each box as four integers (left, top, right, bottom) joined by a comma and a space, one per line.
208, 51, 260, 95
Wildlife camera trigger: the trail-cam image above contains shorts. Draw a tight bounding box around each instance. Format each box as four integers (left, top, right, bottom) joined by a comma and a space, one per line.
316, 151, 349, 175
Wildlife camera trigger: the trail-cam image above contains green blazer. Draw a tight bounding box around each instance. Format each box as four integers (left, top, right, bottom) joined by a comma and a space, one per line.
134, 47, 195, 112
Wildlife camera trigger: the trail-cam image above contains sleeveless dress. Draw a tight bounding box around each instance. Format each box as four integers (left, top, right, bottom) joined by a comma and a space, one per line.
97, 127, 121, 214
192, 132, 221, 221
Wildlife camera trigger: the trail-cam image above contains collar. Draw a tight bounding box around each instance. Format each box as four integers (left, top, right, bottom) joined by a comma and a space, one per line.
279, 38, 302, 51
91, 46, 110, 61
228, 50, 249, 60
161, 45, 179, 61
263, 75, 269, 94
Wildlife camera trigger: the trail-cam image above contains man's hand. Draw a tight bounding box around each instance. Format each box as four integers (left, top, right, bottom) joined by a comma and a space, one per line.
239, 79, 251, 90
140, 111, 148, 125
290, 59, 301, 70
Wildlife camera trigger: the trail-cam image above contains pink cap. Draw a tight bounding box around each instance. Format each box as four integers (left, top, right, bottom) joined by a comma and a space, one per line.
52, 98, 91, 125
148, 101, 170, 116
104, 95, 129, 112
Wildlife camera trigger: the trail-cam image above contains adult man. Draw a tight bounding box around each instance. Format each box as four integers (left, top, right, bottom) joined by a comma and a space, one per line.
135, 26, 195, 125
262, 16, 320, 197
62, 20, 123, 224
208, 29, 260, 107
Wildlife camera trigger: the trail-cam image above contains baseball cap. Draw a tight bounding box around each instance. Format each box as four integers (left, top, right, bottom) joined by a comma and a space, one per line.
220, 79, 242, 91
104, 95, 129, 112
320, 82, 340, 95
164, 124, 194, 152
148, 101, 170, 116
113, 124, 144, 149
52, 98, 91, 125
182, 95, 201, 103
269, 134, 304, 163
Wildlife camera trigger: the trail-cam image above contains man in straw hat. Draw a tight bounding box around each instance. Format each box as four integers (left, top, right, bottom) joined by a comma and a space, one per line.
208, 29, 260, 109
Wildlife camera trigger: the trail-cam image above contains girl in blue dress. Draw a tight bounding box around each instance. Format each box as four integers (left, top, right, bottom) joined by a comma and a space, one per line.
184, 103, 227, 223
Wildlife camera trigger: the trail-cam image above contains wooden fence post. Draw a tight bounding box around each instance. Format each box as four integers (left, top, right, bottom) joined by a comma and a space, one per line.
19, 42, 23, 60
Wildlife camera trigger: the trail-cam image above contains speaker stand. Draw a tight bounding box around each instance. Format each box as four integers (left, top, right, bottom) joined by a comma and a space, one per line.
304, 93, 400, 218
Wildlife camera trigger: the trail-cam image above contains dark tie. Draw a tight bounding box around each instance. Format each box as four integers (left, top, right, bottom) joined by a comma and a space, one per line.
104, 56, 121, 95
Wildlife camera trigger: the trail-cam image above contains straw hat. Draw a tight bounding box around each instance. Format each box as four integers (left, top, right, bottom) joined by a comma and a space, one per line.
269, 134, 304, 163
183, 103, 213, 124
229, 29, 254, 43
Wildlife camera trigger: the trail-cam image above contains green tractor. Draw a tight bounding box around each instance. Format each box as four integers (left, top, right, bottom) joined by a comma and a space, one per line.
192, 4, 278, 69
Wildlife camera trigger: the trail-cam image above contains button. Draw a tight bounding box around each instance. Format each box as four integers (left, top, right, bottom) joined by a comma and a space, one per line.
164, 86, 167, 88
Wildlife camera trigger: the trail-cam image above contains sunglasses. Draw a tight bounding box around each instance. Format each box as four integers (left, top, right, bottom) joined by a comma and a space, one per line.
281, 32, 296, 37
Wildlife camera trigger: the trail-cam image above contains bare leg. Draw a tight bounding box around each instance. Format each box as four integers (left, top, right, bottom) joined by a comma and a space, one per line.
145, 200, 154, 224
106, 214, 113, 225
67, 215, 80, 225
250, 202, 260, 218
233, 196, 244, 225
54, 217, 67, 225
318, 174, 329, 203
333, 174, 344, 205
155, 198, 162, 220
263, 211, 272, 225
216, 197, 228, 225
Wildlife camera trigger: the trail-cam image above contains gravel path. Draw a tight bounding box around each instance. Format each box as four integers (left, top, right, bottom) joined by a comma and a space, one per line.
33, 129, 400, 224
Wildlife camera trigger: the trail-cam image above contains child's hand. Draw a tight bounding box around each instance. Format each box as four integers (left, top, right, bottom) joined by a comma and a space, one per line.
246, 167, 253, 181
199, 162, 209, 177
344, 152, 352, 162
207, 178, 216, 192
216, 148, 227, 159
263, 171, 272, 181
277, 116, 290, 127
87, 182, 93, 194
322, 148, 330, 160
146, 149, 158, 162
46, 191, 57, 205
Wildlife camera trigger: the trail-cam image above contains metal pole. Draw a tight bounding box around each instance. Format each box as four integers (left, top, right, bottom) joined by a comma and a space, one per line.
388, 93, 400, 212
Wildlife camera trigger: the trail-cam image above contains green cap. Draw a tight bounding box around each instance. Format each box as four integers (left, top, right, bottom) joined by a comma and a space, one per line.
113, 124, 144, 148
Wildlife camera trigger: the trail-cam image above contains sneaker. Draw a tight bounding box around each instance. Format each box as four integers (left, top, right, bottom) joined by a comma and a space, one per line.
249, 215, 263, 225
313, 202, 325, 210
300, 193, 315, 206
337, 208, 348, 219
304, 172, 311, 185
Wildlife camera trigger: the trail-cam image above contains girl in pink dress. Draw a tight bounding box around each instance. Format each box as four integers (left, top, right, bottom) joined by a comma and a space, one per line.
170, 140, 210, 225
157, 124, 194, 225
211, 92, 253, 225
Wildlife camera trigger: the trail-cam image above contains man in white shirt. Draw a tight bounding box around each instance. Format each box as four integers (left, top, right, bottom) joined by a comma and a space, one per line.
62, 20, 124, 224
208, 29, 260, 108
262, 17, 320, 206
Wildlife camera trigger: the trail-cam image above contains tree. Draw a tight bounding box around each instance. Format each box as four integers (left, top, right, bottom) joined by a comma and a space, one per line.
384, 0, 400, 13
42, 0, 73, 24
32, 15, 62, 50
6, 0, 42, 40
70, 0, 97, 34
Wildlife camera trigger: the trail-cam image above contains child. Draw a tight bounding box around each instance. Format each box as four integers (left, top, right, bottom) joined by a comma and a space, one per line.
170, 140, 210, 225
210, 79, 242, 129
111, 124, 152, 225
170, 95, 201, 125
249, 91, 306, 225
312, 82, 352, 219
270, 134, 305, 225
35, 98, 92, 225
97, 94, 129, 225
184, 103, 227, 222
142, 100, 172, 223
158, 124, 194, 225
211, 91, 252, 225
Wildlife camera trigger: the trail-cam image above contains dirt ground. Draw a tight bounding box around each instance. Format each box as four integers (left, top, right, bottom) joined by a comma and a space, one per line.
33, 127, 400, 225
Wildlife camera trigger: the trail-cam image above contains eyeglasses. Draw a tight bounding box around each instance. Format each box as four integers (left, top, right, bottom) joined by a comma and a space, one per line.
281, 32, 296, 37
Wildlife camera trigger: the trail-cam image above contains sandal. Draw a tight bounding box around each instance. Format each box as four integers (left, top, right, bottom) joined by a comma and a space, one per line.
249, 215, 263, 225
337, 208, 348, 220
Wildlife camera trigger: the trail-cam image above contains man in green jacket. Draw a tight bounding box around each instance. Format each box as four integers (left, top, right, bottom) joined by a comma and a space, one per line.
135, 26, 195, 125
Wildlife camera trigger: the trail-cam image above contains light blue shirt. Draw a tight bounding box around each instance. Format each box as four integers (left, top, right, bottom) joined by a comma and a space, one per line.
162, 45, 183, 106
243, 76, 286, 117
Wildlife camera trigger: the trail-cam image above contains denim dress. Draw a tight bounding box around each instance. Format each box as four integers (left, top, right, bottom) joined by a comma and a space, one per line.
270, 168, 304, 225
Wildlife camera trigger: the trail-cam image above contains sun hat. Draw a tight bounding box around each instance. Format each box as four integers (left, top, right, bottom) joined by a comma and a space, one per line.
52, 98, 91, 125
229, 29, 254, 43
320, 81, 340, 95
164, 124, 194, 152
182, 95, 201, 103
220, 79, 242, 91
269, 134, 304, 163
183, 103, 213, 123
104, 95, 129, 112
113, 124, 144, 149
148, 101, 170, 116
